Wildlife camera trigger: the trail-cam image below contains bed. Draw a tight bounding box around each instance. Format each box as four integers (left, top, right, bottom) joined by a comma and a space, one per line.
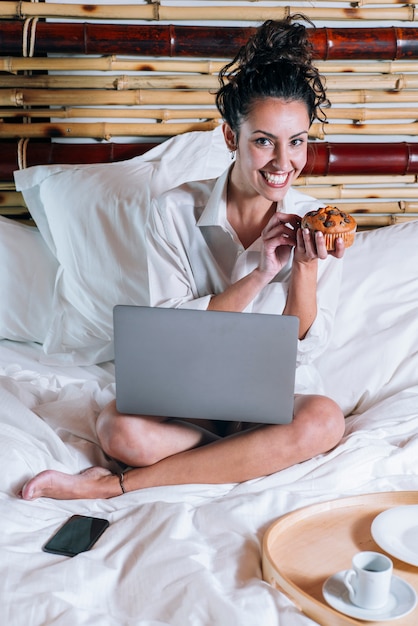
0, 125, 417, 626
2, 3, 418, 625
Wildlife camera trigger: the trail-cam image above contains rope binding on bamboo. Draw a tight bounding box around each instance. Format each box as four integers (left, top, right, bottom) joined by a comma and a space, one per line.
22, 17, 38, 57
17, 138, 29, 169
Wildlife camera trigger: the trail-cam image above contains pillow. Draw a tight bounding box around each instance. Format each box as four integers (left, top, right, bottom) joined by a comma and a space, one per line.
0, 216, 58, 343
14, 127, 230, 365
317, 220, 418, 416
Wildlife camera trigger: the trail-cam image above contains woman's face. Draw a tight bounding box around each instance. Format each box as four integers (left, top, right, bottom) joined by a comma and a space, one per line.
225, 98, 310, 204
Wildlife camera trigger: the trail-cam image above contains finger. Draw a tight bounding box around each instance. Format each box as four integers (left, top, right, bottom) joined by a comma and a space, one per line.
328, 237, 345, 258
297, 227, 316, 256
275, 212, 301, 230
262, 222, 297, 245
314, 231, 329, 259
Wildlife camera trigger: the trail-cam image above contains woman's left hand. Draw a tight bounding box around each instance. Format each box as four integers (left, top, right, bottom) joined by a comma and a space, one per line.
294, 227, 345, 262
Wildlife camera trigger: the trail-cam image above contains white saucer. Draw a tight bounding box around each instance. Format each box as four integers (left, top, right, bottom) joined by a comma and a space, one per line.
322, 570, 417, 621
372, 505, 418, 566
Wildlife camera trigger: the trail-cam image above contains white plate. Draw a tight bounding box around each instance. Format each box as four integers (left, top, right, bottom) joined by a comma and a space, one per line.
323, 571, 417, 621
372, 505, 418, 566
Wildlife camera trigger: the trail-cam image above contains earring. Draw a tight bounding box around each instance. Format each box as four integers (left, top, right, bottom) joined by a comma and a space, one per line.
230, 149, 236, 160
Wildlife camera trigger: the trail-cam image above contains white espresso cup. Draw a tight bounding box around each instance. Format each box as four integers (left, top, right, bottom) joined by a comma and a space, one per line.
344, 551, 393, 610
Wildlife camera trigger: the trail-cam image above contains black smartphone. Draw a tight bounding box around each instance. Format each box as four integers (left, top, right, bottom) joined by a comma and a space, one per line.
43, 514, 110, 557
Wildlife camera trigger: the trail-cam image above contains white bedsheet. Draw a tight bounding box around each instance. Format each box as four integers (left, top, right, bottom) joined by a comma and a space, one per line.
1, 339, 418, 626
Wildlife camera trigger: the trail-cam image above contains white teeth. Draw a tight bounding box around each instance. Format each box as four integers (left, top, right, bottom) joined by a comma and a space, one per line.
263, 171, 287, 185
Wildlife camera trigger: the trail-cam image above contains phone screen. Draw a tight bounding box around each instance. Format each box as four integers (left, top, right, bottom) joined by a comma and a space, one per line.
43, 514, 110, 557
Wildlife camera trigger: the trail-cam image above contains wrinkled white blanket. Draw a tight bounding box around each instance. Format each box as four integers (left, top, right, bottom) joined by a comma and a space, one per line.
2, 217, 418, 625
1, 338, 418, 626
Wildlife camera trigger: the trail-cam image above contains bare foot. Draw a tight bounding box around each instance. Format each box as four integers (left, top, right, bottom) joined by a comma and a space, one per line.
20, 467, 120, 500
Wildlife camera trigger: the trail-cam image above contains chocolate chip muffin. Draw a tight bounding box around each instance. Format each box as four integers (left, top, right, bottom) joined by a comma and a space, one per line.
301, 206, 357, 250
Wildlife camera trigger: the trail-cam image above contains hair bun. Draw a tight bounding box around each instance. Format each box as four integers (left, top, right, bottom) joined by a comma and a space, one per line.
216, 15, 329, 131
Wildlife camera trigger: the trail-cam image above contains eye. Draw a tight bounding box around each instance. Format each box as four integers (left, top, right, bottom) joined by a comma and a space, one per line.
291, 137, 305, 147
254, 136, 272, 147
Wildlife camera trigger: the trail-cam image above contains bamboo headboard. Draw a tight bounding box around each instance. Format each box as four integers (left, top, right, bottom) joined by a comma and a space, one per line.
2, 2, 418, 228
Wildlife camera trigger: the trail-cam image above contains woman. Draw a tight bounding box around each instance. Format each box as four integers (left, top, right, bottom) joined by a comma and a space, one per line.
22, 16, 346, 500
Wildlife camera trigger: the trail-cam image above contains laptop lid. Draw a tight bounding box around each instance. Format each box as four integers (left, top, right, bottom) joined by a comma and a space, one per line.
113, 305, 298, 425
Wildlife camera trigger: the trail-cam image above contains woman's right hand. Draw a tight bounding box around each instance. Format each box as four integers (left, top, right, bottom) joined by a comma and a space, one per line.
259, 212, 300, 279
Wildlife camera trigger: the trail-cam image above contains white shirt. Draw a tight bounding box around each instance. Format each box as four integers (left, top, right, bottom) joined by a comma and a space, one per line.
146, 168, 343, 394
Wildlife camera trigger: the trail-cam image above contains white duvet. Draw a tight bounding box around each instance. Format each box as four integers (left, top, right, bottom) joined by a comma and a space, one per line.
1, 221, 418, 626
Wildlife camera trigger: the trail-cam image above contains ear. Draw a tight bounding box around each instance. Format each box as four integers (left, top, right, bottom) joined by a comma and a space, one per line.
222, 123, 237, 151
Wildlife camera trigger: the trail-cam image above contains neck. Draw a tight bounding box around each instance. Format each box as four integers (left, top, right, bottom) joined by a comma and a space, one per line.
226, 188, 277, 249
227, 168, 274, 219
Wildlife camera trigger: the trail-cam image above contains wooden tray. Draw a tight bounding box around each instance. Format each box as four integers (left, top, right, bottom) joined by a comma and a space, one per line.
262, 491, 418, 625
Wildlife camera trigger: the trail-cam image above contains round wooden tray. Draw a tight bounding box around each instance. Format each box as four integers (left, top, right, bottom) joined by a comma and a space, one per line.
262, 491, 418, 626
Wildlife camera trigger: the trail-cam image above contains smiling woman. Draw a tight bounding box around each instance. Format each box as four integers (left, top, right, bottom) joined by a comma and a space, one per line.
21, 15, 347, 502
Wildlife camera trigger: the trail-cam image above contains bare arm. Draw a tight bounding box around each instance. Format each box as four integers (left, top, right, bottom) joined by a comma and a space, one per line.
284, 228, 345, 338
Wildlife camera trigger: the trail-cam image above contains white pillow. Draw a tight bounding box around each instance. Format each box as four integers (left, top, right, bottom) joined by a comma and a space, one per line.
317, 220, 418, 416
14, 127, 230, 365
0, 216, 58, 343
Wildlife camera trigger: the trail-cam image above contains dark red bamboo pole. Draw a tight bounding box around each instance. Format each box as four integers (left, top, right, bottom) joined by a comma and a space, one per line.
2, 22, 418, 59
305, 142, 418, 175
2, 140, 418, 181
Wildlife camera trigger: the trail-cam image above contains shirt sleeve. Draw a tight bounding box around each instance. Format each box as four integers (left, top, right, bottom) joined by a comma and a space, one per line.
296, 254, 343, 366
146, 197, 212, 310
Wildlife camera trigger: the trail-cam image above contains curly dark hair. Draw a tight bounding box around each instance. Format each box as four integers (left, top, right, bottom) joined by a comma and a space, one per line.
215, 15, 329, 135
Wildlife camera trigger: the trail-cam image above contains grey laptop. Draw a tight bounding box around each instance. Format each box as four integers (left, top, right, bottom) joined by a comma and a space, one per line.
113, 305, 298, 424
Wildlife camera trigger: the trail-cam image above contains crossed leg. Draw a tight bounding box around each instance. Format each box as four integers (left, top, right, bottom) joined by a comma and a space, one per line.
20, 394, 345, 500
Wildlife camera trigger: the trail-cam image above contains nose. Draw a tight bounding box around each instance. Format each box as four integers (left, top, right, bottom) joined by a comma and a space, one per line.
271, 144, 290, 171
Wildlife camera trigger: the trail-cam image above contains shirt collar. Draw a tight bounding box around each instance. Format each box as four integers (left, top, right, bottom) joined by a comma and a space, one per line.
196, 165, 297, 231
196, 167, 231, 228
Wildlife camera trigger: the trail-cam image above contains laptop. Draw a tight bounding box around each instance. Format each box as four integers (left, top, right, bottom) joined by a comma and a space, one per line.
113, 305, 298, 425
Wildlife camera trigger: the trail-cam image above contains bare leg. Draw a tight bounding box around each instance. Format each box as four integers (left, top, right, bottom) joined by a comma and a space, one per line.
20, 394, 345, 500
95, 400, 221, 467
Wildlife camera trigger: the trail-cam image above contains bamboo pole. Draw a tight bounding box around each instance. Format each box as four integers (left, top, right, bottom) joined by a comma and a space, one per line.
4, 88, 418, 109
4, 120, 418, 139
325, 107, 418, 121
340, 215, 418, 227
310, 121, 418, 138
0, 74, 219, 90
0, 56, 225, 76
353, 216, 395, 226
0, 89, 216, 107
1, 21, 418, 61
0, 141, 161, 181
6, 106, 418, 124
356, 215, 418, 226
5, 56, 418, 77
3, 22, 418, 60
3, 1, 155, 20
329, 91, 418, 104
0, 120, 220, 140
325, 75, 418, 90
392, 215, 418, 223
0, 191, 25, 208
0, 209, 32, 221
2, 141, 418, 181
200, 0, 413, 3
306, 143, 418, 176
5, 73, 418, 92
299, 186, 418, 199
1, 2, 417, 23
0, 107, 220, 121
317, 61, 418, 74
320, 201, 418, 212
296, 175, 418, 185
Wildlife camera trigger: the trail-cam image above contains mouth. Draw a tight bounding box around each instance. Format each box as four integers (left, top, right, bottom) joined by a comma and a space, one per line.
261, 171, 290, 187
